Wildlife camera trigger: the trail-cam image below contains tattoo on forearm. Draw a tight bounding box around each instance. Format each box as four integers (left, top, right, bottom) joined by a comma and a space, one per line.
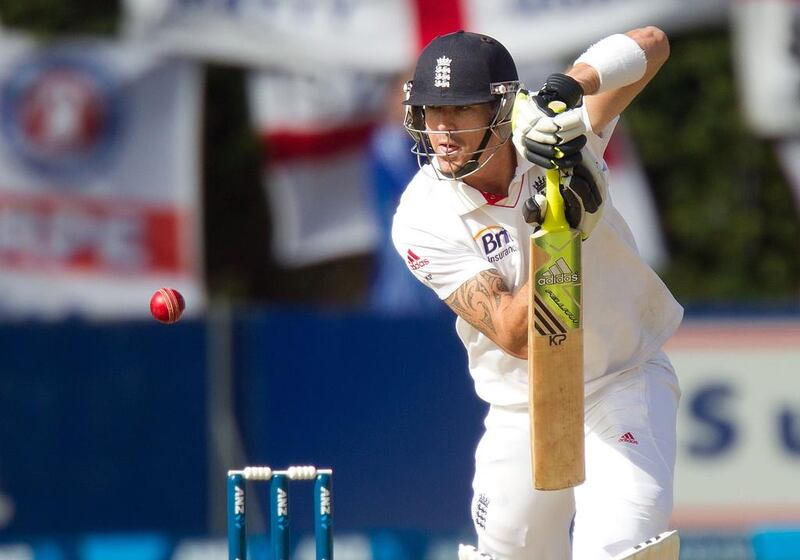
445, 270, 509, 338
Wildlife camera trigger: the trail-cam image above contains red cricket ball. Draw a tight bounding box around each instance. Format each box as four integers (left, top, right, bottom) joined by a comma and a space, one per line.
149, 288, 185, 324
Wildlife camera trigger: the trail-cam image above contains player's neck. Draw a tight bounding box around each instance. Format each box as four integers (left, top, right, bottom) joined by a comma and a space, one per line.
463, 141, 515, 197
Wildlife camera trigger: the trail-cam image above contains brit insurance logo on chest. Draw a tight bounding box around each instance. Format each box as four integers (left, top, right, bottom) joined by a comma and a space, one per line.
473, 225, 518, 264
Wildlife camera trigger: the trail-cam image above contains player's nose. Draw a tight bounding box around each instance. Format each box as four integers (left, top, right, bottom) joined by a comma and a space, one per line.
431, 117, 452, 132
426, 107, 457, 131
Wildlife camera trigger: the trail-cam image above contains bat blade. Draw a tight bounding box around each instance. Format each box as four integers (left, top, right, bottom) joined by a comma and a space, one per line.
613, 531, 681, 560
529, 226, 584, 490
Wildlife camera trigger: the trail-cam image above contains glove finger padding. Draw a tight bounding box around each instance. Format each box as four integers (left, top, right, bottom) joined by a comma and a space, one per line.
519, 107, 587, 145
523, 149, 582, 170
559, 146, 608, 239
570, 163, 602, 213
524, 134, 586, 164
560, 186, 583, 231
550, 109, 589, 143
513, 89, 590, 169
511, 90, 550, 137
511, 90, 573, 151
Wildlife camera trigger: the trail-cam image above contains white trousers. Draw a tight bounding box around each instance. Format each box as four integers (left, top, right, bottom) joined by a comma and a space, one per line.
471, 351, 680, 560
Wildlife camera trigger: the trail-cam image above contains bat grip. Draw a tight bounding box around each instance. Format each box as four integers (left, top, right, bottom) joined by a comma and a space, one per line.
541, 101, 569, 231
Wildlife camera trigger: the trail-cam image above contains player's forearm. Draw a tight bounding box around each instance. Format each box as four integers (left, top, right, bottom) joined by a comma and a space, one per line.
565, 63, 600, 97
567, 26, 670, 132
567, 27, 668, 93
444, 270, 529, 359
627, 26, 670, 79
493, 282, 529, 359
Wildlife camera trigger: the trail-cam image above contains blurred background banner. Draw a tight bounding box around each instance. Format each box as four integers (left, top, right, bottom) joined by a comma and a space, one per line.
247, 70, 386, 267
731, 0, 800, 138
123, 0, 727, 70
775, 139, 800, 213
0, 33, 204, 318
463, 0, 726, 63
668, 322, 800, 527
122, 0, 416, 72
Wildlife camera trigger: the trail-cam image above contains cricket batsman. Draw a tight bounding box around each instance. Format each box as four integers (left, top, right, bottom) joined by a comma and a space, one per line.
392, 28, 683, 559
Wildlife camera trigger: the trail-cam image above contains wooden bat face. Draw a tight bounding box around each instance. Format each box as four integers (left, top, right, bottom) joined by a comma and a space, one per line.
529, 225, 584, 490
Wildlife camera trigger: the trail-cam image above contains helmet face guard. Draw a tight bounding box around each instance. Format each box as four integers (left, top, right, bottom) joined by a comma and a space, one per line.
403, 81, 519, 180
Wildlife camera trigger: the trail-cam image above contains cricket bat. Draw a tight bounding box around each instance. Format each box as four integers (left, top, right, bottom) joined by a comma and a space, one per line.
528, 100, 585, 490
613, 531, 681, 560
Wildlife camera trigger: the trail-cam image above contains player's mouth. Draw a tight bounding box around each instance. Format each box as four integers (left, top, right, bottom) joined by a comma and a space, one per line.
436, 142, 461, 156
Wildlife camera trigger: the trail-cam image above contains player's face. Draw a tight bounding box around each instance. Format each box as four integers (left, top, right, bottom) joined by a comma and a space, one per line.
424, 103, 496, 175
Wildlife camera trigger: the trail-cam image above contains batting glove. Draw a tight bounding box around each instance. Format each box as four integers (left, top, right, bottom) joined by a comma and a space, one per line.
512, 73, 592, 169
523, 192, 549, 230
458, 544, 497, 560
523, 146, 608, 240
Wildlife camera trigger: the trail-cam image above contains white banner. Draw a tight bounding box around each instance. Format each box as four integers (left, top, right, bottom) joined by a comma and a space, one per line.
248, 70, 386, 266
466, 0, 726, 66
124, 0, 727, 71
732, 0, 800, 138
667, 321, 800, 527
775, 138, 800, 212
0, 35, 204, 318
123, 0, 416, 73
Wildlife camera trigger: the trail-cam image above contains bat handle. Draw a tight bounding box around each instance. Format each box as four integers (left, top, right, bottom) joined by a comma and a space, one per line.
541, 101, 569, 232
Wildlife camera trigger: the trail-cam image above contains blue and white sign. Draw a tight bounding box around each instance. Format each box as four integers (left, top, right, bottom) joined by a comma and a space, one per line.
1, 55, 124, 180
668, 321, 800, 528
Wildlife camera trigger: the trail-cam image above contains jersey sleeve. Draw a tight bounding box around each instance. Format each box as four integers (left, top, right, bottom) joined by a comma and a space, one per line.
581, 104, 619, 157
391, 216, 494, 301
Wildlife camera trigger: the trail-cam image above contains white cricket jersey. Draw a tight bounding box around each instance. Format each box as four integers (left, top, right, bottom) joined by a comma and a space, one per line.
391, 120, 683, 406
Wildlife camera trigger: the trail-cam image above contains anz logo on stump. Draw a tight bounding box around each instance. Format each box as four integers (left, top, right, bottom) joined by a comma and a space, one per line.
474, 225, 518, 264
1, 54, 124, 181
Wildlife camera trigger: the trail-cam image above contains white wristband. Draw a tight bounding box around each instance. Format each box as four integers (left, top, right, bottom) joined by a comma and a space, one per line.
574, 34, 647, 93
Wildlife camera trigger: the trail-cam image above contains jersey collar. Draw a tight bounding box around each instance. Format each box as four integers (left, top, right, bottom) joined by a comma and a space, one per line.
432, 151, 537, 216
